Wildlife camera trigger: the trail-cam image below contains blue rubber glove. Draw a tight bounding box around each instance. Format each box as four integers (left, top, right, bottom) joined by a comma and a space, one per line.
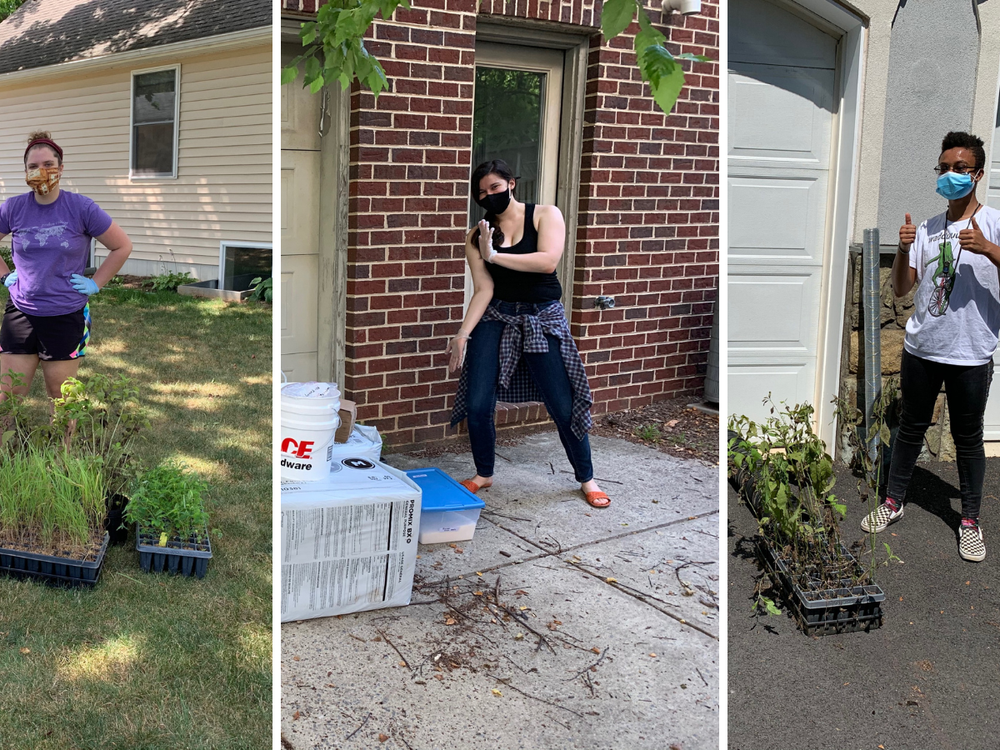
70, 273, 100, 296
3, 270, 16, 288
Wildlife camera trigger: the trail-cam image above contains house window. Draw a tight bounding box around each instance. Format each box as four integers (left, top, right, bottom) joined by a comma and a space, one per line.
131, 66, 179, 178
220, 242, 272, 292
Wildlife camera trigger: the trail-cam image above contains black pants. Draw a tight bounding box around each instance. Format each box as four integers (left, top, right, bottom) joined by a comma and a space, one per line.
886, 349, 993, 519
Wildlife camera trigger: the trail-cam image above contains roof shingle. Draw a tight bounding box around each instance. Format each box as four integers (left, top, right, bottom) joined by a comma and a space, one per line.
0, 0, 271, 76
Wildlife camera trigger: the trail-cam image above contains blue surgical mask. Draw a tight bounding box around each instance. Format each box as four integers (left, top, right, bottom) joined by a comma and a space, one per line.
936, 171, 977, 200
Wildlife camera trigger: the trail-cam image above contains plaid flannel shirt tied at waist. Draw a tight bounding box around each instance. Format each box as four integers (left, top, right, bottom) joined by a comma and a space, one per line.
450, 301, 593, 441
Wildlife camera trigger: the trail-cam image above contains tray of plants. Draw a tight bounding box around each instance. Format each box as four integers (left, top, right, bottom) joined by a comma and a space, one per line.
729, 403, 886, 636
0, 373, 147, 587
755, 537, 885, 636
127, 463, 215, 579
0, 446, 111, 587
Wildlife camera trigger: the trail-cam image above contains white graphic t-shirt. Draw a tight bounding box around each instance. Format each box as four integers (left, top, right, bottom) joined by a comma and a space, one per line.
904, 204, 1000, 365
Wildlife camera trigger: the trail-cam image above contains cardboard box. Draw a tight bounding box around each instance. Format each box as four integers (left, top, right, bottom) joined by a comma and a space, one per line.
335, 399, 357, 443
280, 457, 421, 622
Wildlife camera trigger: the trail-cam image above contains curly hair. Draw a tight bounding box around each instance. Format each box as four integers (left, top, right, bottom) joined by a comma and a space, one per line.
940, 131, 985, 171
24, 131, 63, 166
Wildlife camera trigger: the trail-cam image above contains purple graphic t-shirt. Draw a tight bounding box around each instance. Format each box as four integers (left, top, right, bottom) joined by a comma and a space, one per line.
0, 191, 112, 316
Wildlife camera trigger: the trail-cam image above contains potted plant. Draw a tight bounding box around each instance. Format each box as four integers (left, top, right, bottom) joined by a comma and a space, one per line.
50, 374, 148, 545
729, 400, 886, 635
125, 463, 215, 578
0, 446, 109, 586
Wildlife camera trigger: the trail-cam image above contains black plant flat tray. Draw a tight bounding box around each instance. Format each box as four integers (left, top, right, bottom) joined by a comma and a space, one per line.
757, 537, 884, 636
136, 526, 212, 579
0, 533, 109, 588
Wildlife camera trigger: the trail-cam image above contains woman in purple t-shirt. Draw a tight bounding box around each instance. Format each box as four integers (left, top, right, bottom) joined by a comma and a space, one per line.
0, 132, 132, 400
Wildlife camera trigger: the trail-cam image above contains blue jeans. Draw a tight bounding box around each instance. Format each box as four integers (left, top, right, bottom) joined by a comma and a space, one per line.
465, 300, 594, 483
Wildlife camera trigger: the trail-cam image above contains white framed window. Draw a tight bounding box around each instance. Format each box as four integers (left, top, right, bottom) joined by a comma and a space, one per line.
130, 64, 180, 179
219, 241, 272, 291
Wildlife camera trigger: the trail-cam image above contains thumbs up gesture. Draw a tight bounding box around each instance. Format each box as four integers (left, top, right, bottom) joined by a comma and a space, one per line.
959, 215, 990, 256
899, 213, 916, 251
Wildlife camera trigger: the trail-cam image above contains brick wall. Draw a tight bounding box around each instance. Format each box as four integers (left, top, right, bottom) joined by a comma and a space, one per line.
281, 0, 719, 451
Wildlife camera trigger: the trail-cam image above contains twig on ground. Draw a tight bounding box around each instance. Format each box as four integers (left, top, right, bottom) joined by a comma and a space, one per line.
375, 627, 412, 671
481, 510, 533, 523
563, 646, 609, 682
696, 667, 708, 686
487, 674, 585, 717
344, 712, 371, 741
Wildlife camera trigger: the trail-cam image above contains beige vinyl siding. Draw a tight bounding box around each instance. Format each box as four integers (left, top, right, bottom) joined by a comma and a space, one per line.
0, 42, 272, 279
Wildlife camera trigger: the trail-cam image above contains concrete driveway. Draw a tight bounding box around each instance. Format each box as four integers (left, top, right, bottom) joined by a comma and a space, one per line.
282, 431, 720, 750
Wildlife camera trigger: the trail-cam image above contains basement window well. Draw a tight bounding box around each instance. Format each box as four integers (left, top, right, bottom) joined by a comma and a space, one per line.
177, 242, 273, 301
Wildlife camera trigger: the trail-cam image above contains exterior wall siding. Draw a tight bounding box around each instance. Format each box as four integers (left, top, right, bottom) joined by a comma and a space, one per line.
282, 0, 719, 451
0, 43, 272, 279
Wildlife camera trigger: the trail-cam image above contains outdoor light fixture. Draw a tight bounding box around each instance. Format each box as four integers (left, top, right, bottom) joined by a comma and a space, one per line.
661, 0, 701, 14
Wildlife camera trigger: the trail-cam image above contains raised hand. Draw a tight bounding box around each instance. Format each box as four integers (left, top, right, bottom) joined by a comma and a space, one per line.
959, 215, 990, 255
899, 213, 916, 251
478, 219, 497, 264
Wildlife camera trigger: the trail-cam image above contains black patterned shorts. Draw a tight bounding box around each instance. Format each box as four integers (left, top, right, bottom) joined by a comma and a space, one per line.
0, 299, 91, 361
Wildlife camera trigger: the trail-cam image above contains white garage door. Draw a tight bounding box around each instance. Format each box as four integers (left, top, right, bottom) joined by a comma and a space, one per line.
280, 43, 321, 382
982, 102, 1000, 438
728, 0, 839, 425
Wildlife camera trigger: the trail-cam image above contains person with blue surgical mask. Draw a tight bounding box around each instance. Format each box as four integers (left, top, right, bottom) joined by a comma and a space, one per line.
862, 131, 1000, 562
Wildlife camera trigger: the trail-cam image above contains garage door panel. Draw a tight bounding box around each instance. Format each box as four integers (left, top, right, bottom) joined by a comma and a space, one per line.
281, 256, 319, 356
281, 151, 320, 256
728, 363, 817, 424
280, 353, 318, 384
730, 0, 837, 69
729, 173, 829, 262
281, 50, 321, 152
981, 100, 1000, 433
729, 273, 821, 353
728, 0, 838, 423
729, 65, 835, 166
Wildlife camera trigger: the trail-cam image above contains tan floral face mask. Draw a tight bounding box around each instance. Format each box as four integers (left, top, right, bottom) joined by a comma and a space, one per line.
25, 167, 60, 195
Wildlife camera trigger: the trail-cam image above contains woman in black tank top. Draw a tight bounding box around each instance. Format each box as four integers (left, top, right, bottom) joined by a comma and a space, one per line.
446, 160, 609, 508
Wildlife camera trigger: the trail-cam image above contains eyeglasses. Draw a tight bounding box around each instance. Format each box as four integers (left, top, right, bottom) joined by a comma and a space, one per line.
934, 165, 978, 175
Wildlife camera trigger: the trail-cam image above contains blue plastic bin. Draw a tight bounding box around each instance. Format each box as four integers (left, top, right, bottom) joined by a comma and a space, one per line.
405, 468, 486, 544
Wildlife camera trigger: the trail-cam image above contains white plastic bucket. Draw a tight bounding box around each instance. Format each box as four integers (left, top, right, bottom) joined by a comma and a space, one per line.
280, 382, 342, 481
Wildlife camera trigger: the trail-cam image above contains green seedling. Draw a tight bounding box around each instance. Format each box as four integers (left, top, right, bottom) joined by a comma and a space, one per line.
125, 462, 213, 544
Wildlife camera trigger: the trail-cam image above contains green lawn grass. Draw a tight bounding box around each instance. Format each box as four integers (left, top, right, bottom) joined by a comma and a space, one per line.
0, 288, 272, 750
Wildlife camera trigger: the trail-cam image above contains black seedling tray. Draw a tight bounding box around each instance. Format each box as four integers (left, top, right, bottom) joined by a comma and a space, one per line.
757, 537, 885, 636
0, 533, 108, 588
136, 526, 212, 579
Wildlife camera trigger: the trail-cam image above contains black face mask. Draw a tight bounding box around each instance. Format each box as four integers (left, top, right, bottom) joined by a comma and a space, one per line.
475, 188, 511, 215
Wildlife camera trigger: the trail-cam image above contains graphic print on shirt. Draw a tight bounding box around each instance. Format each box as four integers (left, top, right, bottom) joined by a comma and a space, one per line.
925, 228, 959, 317
19, 222, 71, 249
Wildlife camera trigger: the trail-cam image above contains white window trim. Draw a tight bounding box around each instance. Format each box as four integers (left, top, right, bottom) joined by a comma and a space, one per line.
129, 63, 180, 181
218, 240, 273, 284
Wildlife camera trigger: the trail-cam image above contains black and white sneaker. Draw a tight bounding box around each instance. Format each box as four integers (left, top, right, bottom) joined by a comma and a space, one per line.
959, 525, 986, 562
861, 502, 904, 533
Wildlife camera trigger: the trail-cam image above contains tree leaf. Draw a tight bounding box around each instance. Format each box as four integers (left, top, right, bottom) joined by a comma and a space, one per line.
280, 65, 299, 86
638, 44, 685, 115
601, 0, 637, 41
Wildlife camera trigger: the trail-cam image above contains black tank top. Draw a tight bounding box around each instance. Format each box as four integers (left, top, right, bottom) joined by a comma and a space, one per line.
485, 204, 563, 303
